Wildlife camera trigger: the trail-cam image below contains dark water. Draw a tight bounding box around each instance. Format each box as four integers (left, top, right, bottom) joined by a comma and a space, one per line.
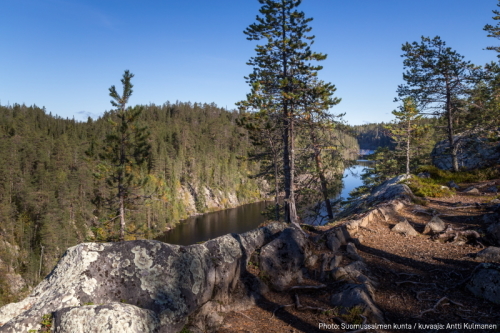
156, 163, 369, 245
155, 201, 270, 245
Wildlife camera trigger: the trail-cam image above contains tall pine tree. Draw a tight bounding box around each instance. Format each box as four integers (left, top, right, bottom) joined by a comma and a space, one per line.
397, 36, 479, 172
484, 0, 500, 58
240, 0, 335, 226
95, 70, 152, 241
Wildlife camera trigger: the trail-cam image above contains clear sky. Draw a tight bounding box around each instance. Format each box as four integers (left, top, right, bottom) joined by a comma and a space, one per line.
1, 0, 498, 125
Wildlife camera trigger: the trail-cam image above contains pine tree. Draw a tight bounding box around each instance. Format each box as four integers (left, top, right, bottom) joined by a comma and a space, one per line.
96, 70, 152, 241
397, 36, 479, 172
240, 0, 332, 226
385, 97, 426, 177
484, 0, 500, 58
298, 79, 342, 219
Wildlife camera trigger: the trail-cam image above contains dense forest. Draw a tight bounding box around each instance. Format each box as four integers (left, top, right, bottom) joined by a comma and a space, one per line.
351, 123, 394, 150
0, 102, 262, 292
0, 101, 359, 304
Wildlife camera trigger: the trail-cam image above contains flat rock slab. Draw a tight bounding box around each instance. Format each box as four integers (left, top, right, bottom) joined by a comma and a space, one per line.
466, 263, 500, 305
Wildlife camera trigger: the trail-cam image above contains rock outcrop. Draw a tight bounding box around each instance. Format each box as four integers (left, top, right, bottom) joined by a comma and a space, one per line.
0, 223, 287, 333
178, 181, 268, 217
431, 135, 500, 171
466, 263, 500, 305
259, 228, 310, 291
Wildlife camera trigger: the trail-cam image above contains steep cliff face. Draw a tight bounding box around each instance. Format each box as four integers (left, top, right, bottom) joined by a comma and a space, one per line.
0, 240, 26, 302
178, 181, 268, 217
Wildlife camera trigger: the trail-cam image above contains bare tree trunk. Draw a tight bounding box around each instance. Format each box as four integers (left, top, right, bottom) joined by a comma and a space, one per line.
446, 86, 459, 172
406, 119, 411, 177
283, 111, 298, 225
119, 195, 125, 242
274, 162, 280, 221
38, 245, 44, 279
311, 132, 333, 218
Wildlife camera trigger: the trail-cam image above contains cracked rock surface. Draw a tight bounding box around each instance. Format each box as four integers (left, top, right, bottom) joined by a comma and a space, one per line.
0, 223, 286, 333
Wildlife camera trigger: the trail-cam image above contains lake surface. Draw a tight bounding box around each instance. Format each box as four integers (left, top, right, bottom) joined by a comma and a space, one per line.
156, 163, 369, 245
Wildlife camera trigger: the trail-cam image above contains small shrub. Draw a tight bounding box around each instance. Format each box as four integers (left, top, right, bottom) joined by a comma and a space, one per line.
405, 177, 455, 198
28, 313, 53, 333
412, 196, 429, 206
180, 326, 194, 333
340, 305, 364, 324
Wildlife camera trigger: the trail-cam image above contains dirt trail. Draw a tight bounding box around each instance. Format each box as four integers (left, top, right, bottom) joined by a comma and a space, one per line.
217, 179, 500, 333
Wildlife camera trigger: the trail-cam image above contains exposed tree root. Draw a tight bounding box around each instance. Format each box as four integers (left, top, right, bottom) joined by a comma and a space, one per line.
270, 294, 331, 319
396, 280, 437, 288
270, 303, 295, 319
417, 296, 464, 318
289, 284, 327, 291
236, 311, 254, 322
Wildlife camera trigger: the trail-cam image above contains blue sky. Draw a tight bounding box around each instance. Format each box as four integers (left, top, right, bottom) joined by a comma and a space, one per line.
1, 0, 498, 125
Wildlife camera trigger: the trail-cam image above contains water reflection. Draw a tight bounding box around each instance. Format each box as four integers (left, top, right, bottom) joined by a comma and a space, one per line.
156, 163, 371, 245
155, 201, 270, 246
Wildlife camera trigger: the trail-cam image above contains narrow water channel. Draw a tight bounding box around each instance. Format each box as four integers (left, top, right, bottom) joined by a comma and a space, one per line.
156, 164, 369, 245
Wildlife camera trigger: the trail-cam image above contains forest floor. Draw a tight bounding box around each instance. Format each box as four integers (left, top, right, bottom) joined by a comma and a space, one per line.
217, 178, 500, 333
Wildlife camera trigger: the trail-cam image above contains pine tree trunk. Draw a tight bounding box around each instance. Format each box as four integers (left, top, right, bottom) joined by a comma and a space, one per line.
406, 120, 411, 177
119, 195, 125, 242
274, 162, 280, 221
446, 87, 459, 172
283, 108, 296, 225
311, 131, 333, 219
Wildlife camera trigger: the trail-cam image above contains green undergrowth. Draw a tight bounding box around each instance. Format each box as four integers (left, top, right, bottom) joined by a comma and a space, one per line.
28, 314, 53, 333
404, 177, 456, 198
416, 165, 500, 183
405, 165, 500, 198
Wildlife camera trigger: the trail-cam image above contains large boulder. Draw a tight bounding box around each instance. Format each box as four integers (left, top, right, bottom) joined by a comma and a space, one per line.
259, 227, 310, 291
0, 223, 287, 333
466, 263, 500, 304
339, 175, 413, 219
488, 222, 500, 246
330, 283, 384, 324
431, 135, 500, 171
